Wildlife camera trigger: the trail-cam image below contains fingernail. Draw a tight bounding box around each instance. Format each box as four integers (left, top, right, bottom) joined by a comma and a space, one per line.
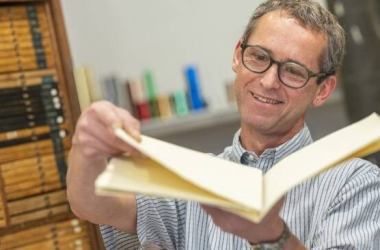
131, 129, 142, 142
112, 122, 123, 130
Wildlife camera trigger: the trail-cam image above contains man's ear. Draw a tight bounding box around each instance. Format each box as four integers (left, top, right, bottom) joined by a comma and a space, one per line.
232, 39, 243, 73
311, 75, 337, 107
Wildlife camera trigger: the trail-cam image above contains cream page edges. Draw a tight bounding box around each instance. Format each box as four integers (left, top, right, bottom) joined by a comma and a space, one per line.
95, 131, 263, 221
95, 113, 380, 223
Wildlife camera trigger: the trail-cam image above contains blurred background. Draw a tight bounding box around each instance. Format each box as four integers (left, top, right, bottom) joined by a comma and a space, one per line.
61, 0, 380, 163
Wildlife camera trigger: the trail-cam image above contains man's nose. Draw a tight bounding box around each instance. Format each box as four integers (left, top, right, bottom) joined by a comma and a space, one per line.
259, 64, 281, 90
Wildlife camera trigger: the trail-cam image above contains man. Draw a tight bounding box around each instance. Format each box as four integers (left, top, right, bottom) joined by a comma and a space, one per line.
67, 0, 380, 249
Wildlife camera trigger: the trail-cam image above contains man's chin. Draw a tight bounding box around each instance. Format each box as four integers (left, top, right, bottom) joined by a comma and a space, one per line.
242, 116, 278, 133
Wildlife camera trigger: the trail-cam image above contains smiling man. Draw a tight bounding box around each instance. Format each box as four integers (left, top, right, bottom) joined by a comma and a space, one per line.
67, 0, 380, 249
233, 10, 335, 156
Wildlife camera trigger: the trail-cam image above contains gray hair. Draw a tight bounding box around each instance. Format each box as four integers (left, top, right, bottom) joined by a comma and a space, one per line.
242, 0, 345, 81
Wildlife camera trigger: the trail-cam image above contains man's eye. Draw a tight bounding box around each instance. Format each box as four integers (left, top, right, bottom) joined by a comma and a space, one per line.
251, 53, 268, 62
285, 66, 306, 78
285, 66, 298, 74
256, 55, 266, 61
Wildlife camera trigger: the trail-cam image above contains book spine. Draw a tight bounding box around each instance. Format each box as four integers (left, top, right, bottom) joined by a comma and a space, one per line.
157, 95, 172, 120
101, 76, 119, 106
185, 65, 204, 111
27, 5, 47, 70
225, 80, 236, 104
136, 102, 149, 120
129, 78, 151, 121
172, 91, 189, 116
74, 67, 92, 111
84, 67, 102, 102
125, 80, 140, 119
143, 70, 159, 118
40, 75, 67, 187
115, 80, 129, 111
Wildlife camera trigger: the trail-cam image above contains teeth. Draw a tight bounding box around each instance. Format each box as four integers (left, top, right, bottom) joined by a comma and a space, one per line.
254, 94, 282, 104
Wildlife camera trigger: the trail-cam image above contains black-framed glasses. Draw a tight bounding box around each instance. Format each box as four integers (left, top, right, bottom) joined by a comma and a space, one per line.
241, 44, 328, 89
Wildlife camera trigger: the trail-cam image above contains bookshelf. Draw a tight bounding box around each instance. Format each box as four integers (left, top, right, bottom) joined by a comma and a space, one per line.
0, 0, 102, 249
142, 88, 344, 137
141, 105, 240, 137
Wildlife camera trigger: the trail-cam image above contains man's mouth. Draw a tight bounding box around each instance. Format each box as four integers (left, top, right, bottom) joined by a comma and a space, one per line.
252, 93, 283, 105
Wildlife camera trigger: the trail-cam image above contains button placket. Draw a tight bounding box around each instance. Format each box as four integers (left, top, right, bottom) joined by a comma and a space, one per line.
248, 154, 255, 161
247, 154, 258, 167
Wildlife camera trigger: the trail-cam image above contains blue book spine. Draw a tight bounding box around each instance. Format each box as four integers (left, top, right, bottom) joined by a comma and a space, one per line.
185, 65, 204, 110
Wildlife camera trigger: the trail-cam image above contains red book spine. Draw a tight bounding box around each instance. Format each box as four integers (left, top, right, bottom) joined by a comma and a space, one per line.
137, 101, 151, 120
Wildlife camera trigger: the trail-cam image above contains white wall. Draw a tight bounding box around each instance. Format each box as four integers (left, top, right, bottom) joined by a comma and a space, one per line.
61, 0, 326, 108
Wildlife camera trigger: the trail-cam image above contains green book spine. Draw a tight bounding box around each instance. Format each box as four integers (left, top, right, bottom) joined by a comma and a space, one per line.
143, 70, 159, 118
172, 91, 189, 116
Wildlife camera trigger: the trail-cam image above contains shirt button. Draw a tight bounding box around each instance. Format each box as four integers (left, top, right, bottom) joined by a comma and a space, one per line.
248, 154, 255, 161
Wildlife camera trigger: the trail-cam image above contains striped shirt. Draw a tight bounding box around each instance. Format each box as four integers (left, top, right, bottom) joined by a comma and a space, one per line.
100, 124, 380, 249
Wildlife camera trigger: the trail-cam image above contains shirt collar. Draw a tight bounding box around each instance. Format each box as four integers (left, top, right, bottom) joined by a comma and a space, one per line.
230, 124, 314, 166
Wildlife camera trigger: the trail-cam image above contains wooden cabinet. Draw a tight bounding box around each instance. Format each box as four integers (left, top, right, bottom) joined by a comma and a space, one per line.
0, 0, 103, 248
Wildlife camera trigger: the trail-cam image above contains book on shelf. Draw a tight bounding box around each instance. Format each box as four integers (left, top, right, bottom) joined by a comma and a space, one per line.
143, 70, 160, 118
74, 67, 102, 111
95, 113, 380, 223
185, 65, 205, 110
157, 95, 172, 120
172, 90, 189, 116
128, 78, 151, 120
101, 76, 119, 107
74, 68, 92, 111
124, 80, 139, 119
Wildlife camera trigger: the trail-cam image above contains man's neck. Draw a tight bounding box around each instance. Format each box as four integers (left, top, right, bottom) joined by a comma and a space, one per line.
240, 122, 304, 157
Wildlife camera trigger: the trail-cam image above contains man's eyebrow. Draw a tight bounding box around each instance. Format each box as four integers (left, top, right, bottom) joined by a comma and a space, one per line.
256, 45, 273, 54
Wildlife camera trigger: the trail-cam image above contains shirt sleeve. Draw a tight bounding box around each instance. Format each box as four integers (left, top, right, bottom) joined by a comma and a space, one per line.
99, 195, 187, 250
311, 160, 380, 249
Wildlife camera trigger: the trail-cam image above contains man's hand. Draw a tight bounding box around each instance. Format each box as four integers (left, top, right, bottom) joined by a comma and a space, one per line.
71, 100, 142, 161
67, 101, 142, 234
202, 198, 284, 243
202, 198, 307, 249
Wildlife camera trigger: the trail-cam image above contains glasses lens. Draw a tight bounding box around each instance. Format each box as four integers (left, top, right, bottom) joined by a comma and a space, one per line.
280, 63, 309, 88
243, 47, 270, 73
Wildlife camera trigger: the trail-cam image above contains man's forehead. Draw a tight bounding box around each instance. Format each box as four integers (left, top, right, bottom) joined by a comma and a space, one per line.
256, 10, 321, 32
247, 11, 327, 69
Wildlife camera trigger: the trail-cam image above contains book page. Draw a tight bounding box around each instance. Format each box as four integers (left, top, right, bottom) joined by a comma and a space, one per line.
105, 129, 264, 211
263, 113, 380, 217
97, 155, 260, 213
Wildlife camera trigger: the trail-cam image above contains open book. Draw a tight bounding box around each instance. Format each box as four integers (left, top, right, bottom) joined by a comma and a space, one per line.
95, 113, 380, 223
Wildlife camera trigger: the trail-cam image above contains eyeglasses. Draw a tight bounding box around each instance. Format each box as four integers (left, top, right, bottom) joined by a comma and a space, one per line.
240, 44, 328, 89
